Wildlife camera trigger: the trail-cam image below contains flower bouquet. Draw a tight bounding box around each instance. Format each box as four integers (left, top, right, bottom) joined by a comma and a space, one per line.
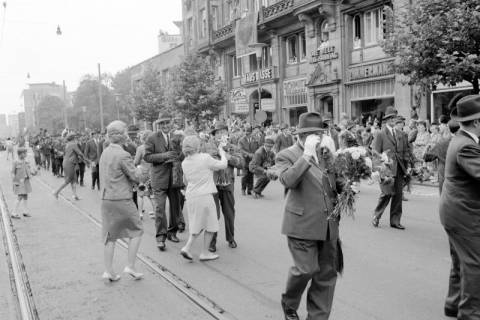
328, 146, 372, 220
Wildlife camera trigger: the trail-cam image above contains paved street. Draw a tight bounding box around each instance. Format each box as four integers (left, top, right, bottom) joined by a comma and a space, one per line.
0, 153, 452, 320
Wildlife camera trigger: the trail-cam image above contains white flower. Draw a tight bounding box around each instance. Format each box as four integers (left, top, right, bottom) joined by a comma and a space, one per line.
381, 152, 389, 163
320, 135, 336, 155
351, 151, 361, 160
358, 147, 367, 156
365, 157, 373, 169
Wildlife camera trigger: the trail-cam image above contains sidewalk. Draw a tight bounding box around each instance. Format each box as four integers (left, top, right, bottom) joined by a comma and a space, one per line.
0, 158, 212, 320
0, 211, 17, 320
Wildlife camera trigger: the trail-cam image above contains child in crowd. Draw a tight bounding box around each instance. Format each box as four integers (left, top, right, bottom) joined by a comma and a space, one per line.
11, 147, 37, 219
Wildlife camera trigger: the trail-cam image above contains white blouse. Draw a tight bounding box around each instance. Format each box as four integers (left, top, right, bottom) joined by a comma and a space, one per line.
182, 153, 227, 198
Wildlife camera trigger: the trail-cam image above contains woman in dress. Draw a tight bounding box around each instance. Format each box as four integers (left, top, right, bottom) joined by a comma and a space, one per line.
180, 135, 227, 261
53, 133, 86, 200
413, 120, 431, 162
100, 121, 144, 282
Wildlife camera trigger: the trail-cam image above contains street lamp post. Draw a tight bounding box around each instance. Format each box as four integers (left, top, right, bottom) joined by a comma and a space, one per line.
248, 43, 267, 124
114, 93, 121, 120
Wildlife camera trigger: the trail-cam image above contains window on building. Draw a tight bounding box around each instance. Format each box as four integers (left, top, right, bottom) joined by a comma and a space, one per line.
232, 55, 243, 77
249, 54, 258, 71
353, 15, 362, 49
286, 35, 297, 64
364, 8, 384, 45
212, 6, 219, 30
200, 8, 207, 38
299, 32, 307, 61
319, 20, 329, 44
262, 45, 272, 68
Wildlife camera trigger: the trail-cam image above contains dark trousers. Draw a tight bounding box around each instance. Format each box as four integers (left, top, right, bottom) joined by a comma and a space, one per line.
282, 236, 338, 320
91, 164, 100, 189
445, 230, 480, 320
153, 187, 182, 242
373, 170, 404, 225
211, 184, 236, 245
241, 169, 254, 192
75, 162, 85, 185
253, 175, 270, 194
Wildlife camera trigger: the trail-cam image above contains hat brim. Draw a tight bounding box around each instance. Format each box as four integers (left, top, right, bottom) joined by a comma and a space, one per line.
383, 113, 397, 120
450, 110, 480, 122
294, 126, 328, 134
155, 118, 172, 124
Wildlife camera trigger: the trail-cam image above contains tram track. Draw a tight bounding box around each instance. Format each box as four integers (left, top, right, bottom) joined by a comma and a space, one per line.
34, 177, 235, 320
0, 185, 39, 320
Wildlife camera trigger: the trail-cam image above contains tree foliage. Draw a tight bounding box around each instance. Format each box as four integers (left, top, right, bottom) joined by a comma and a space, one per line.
111, 68, 136, 121
170, 54, 226, 122
131, 64, 167, 126
382, 0, 480, 93
37, 95, 65, 134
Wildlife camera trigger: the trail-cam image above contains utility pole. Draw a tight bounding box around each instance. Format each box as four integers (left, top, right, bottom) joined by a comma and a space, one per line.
63, 80, 68, 128
98, 63, 104, 131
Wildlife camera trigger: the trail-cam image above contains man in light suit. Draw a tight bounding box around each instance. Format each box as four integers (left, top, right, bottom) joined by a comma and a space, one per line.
144, 112, 182, 251
372, 106, 411, 230
276, 112, 346, 320
440, 95, 480, 319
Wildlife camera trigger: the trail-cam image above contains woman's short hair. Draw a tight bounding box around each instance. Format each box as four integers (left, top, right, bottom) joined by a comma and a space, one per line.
182, 135, 200, 156
140, 130, 152, 143
107, 120, 127, 144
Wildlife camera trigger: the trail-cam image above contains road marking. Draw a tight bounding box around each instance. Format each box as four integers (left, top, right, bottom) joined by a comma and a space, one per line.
35, 177, 234, 320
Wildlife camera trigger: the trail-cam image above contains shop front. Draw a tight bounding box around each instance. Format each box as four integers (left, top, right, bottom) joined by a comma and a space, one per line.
429, 82, 473, 122
345, 61, 396, 123
283, 78, 308, 126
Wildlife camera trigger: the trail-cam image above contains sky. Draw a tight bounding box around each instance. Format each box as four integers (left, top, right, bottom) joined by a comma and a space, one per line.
0, 0, 182, 116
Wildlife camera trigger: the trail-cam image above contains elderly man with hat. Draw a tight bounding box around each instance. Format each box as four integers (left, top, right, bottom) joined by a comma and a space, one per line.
371, 106, 411, 230
144, 112, 184, 251
276, 112, 346, 320
238, 124, 261, 195
274, 123, 295, 153
249, 136, 277, 198
439, 95, 480, 319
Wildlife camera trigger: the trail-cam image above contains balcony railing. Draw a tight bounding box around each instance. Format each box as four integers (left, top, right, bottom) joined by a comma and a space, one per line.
213, 23, 234, 42
262, 0, 295, 20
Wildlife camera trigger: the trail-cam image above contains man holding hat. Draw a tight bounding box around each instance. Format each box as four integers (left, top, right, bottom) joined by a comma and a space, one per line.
372, 106, 411, 230
144, 112, 183, 251
274, 123, 294, 153
276, 112, 346, 320
439, 95, 480, 319
249, 137, 277, 198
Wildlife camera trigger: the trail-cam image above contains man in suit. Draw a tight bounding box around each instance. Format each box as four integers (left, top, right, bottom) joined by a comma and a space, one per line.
249, 137, 276, 198
372, 106, 411, 230
276, 112, 346, 320
238, 125, 260, 195
439, 95, 480, 319
144, 112, 182, 251
274, 123, 294, 153
84, 131, 103, 190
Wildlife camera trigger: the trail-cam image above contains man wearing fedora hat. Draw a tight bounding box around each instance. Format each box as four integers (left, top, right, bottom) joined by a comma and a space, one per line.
144, 112, 183, 251
274, 123, 294, 153
372, 106, 411, 230
439, 95, 480, 319
276, 112, 345, 320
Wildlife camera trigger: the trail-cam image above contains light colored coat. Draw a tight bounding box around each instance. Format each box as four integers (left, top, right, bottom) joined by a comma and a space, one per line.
99, 144, 140, 200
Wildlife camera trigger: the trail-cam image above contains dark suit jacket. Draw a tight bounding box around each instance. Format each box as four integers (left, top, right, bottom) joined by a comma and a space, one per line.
144, 131, 173, 190
440, 130, 480, 236
238, 135, 260, 163
249, 146, 275, 176
274, 133, 294, 153
373, 127, 411, 176
84, 139, 102, 163
275, 143, 341, 241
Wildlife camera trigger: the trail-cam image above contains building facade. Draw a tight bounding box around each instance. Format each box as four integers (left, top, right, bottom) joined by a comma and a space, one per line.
182, 0, 421, 125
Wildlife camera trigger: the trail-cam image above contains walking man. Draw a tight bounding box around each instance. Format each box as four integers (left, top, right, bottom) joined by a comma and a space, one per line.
84, 131, 103, 190
144, 112, 182, 251
276, 112, 345, 320
238, 125, 260, 195
372, 106, 411, 230
440, 95, 480, 319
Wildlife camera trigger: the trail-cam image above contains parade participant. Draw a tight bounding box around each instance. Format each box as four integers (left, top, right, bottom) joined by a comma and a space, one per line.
100, 120, 144, 282
11, 147, 36, 219
134, 130, 155, 220
75, 136, 87, 187
249, 137, 277, 198
144, 112, 183, 251
53, 133, 86, 200
238, 125, 260, 195
276, 112, 345, 320
169, 130, 186, 233
372, 106, 411, 229
439, 95, 480, 319
5, 137, 14, 160
180, 135, 228, 261
53, 137, 65, 177
424, 120, 460, 194
205, 121, 244, 252
274, 123, 294, 153
84, 131, 103, 190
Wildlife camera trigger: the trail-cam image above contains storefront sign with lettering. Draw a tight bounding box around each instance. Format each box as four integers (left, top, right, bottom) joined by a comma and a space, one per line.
348, 61, 394, 81
261, 98, 275, 112
243, 67, 274, 84
310, 46, 339, 64
230, 88, 249, 113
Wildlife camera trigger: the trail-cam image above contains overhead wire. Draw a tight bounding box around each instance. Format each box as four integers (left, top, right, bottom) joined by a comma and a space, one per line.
0, 1, 7, 49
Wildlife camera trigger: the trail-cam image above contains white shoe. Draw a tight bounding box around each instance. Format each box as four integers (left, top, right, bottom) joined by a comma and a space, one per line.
199, 253, 219, 261
102, 272, 120, 283
123, 266, 143, 280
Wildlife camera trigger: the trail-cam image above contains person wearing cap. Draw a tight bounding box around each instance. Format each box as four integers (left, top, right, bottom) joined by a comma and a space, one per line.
276, 112, 346, 320
439, 95, 480, 319
249, 137, 277, 198
372, 106, 411, 230
274, 123, 294, 153
11, 147, 37, 219
144, 112, 183, 251
99, 120, 144, 282
53, 132, 86, 200
238, 125, 261, 196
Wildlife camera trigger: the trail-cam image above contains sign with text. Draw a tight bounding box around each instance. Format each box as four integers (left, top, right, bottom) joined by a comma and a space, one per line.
230, 88, 249, 113
310, 46, 339, 64
348, 61, 394, 81
261, 98, 275, 111
243, 67, 275, 84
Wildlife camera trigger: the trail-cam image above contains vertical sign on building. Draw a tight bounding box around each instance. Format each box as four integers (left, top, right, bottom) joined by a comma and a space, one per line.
235, 10, 257, 57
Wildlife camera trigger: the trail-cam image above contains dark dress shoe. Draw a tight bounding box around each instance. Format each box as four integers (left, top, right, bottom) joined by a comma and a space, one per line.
372, 217, 379, 227
228, 240, 237, 248
390, 224, 405, 230
247, 191, 252, 195
444, 307, 458, 317
167, 234, 180, 243
208, 242, 217, 253
157, 242, 166, 251
281, 302, 299, 320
